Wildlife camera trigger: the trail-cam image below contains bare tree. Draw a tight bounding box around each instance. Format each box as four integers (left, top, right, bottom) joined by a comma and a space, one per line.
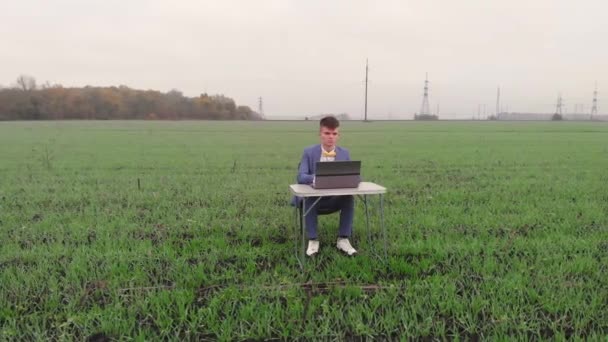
15, 75, 37, 92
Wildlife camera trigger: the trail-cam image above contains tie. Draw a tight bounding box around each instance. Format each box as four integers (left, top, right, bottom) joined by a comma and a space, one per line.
322, 151, 336, 157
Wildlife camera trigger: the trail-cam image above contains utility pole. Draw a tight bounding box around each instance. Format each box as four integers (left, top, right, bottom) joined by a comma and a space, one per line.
496, 87, 501, 118
258, 97, 264, 119
555, 93, 563, 115
364, 59, 369, 122
420, 72, 430, 115
591, 82, 598, 119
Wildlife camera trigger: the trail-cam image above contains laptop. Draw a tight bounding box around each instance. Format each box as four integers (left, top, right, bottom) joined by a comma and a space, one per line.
313, 161, 361, 189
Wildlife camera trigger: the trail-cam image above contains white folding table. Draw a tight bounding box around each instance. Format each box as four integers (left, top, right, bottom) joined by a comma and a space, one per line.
289, 182, 387, 269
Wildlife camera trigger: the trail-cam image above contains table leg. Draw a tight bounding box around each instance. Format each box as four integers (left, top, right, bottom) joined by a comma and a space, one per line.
301, 200, 306, 269
380, 193, 387, 260
363, 194, 372, 249
294, 206, 303, 271
358, 194, 381, 259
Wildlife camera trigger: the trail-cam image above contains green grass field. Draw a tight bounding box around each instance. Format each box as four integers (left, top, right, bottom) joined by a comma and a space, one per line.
1, 120, 607, 340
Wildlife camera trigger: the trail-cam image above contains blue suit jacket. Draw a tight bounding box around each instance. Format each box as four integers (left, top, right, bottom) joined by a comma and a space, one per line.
290, 144, 353, 207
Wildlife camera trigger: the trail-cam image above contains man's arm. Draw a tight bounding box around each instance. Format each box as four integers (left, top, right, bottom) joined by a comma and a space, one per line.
297, 150, 314, 184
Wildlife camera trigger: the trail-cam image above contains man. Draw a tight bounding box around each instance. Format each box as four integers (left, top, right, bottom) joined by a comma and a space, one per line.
291, 116, 357, 257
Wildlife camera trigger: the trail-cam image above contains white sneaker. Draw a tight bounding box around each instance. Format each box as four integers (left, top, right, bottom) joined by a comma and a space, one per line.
306, 240, 320, 256
336, 238, 357, 256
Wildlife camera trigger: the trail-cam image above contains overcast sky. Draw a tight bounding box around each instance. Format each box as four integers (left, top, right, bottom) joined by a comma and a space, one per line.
1, 0, 606, 118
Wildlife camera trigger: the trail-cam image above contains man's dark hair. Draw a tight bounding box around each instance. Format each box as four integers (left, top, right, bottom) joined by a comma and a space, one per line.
320, 116, 340, 129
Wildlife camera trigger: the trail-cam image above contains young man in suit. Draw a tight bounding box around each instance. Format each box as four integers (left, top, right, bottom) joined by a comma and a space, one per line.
291, 116, 357, 256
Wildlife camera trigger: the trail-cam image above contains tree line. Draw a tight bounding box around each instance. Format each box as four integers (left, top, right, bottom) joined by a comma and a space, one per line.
0, 75, 262, 121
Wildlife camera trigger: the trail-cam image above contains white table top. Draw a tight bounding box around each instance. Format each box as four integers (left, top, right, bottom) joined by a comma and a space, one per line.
289, 181, 386, 197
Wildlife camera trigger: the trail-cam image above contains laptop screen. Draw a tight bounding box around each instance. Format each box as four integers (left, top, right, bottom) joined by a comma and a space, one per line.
315, 161, 361, 176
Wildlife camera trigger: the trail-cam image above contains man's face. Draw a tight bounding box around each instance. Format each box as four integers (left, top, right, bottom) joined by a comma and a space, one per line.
319, 126, 339, 148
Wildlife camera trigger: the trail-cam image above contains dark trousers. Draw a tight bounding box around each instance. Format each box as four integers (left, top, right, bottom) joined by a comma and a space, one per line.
303, 195, 354, 240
